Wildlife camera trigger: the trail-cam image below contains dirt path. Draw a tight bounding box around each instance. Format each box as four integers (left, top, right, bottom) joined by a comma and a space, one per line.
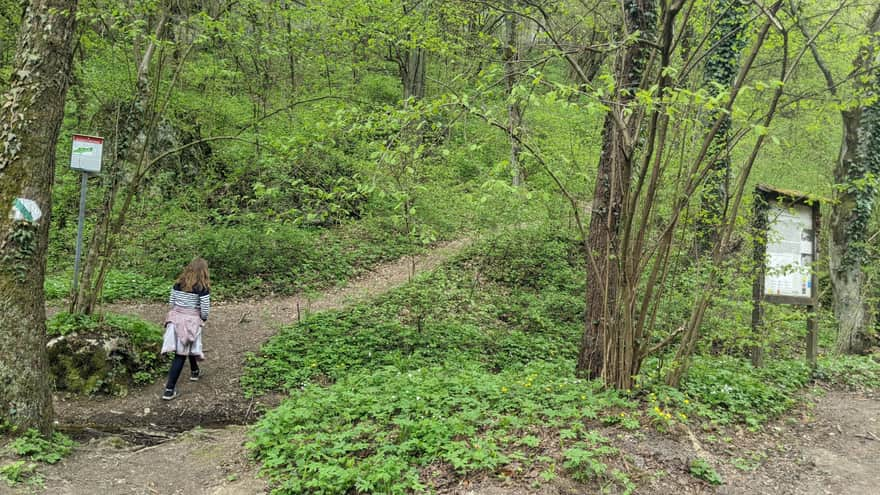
6, 239, 469, 495
717, 389, 880, 495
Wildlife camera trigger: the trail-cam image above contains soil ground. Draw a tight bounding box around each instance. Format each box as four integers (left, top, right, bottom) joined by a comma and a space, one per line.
3, 239, 880, 494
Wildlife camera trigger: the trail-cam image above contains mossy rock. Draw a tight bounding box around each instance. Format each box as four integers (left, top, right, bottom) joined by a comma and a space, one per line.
47, 331, 163, 396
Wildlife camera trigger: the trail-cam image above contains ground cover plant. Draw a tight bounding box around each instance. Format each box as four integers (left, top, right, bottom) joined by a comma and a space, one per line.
0, 428, 75, 488
244, 225, 875, 493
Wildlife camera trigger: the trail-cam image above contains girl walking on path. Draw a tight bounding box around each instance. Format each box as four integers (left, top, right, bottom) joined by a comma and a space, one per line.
160, 257, 211, 400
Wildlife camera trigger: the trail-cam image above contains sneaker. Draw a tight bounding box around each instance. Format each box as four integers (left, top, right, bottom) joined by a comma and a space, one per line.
162, 388, 178, 400
189, 370, 201, 382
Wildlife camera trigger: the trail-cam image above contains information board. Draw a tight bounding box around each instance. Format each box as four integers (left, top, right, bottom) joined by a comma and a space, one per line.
764, 203, 813, 299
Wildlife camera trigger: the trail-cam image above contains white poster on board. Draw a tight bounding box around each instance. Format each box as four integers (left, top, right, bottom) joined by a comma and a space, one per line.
765, 203, 813, 298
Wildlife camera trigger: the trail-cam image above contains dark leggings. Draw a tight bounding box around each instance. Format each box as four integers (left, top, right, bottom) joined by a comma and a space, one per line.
165, 354, 199, 390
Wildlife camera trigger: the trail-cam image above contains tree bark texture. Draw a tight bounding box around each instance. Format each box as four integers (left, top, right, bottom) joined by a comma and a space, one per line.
0, 0, 78, 433
829, 7, 880, 355
831, 103, 880, 354
577, 0, 656, 381
402, 47, 426, 101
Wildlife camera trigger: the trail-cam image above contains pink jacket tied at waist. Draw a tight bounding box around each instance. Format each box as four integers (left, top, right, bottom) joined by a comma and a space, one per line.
165, 306, 202, 344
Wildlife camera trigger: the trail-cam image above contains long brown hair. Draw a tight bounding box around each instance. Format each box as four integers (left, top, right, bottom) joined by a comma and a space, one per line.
177, 257, 210, 292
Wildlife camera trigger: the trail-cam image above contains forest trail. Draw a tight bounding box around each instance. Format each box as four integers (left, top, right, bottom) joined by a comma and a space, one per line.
14, 238, 470, 494
3, 238, 879, 494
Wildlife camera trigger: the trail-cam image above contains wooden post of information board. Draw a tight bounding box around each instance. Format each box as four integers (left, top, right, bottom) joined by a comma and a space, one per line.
751, 184, 821, 369
751, 191, 768, 368
806, 201, 821, 368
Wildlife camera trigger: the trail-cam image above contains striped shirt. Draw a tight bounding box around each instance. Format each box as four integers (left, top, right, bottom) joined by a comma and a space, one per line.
169, 283, 210, 321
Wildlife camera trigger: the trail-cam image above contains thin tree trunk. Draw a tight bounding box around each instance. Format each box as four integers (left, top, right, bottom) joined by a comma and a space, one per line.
578, 0, 657, 380
71, 11, 168, 314
504, 12, 524, 186
504, 14, 523, 187
0, 0, 78, 434
402, 47, 426, 101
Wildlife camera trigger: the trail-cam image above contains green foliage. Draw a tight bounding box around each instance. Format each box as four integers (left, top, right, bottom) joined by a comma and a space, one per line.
680, 356, 810, 427
689, 458, 723, 485
477, 226, 582, 290
562, 441, 616, 482
0, 461, 40, 487
0, 429, 72, 487
815, 354, 880, 389
245, 224, 841, 492
249, 361, 630, 494
48, 311, 163, 345
246, 227, 637, 493
6, 429, 74, 465
44, 270, 169, 302
47, 311, 98, 336
243, 227, 584, 394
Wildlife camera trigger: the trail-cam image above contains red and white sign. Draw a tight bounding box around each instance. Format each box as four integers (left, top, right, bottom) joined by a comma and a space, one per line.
71, 134, 104, 173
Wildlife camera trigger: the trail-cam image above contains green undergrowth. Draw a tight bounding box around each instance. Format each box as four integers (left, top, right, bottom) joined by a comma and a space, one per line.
679, 356, 811, 427
815, 354, 880, 390
46, 312, 166, 395
243, 224, 878, 493
249, 361, 633, 493
241, 266, 583, 394
1, 429, 74, 487
46, 181, 487, 303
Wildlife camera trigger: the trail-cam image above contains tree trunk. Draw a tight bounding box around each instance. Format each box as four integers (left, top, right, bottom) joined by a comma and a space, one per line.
70, 11, 168, 314
577, 0, 656, 381
695, 0, 748, 254
504, 12, 524, 186
828, 6, 880, 354
0, 0, 78, 434
831, 103, 880, 354
402, 46, 426, 101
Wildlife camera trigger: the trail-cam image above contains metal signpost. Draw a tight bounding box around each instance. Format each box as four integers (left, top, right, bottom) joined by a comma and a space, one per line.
70, 134, 103, 297
751, 184, 821, 368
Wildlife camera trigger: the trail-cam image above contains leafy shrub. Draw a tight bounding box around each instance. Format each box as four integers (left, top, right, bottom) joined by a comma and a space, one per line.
562, 441, 616, 482
101, 271, 169, 301
473, 226, 581, 290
